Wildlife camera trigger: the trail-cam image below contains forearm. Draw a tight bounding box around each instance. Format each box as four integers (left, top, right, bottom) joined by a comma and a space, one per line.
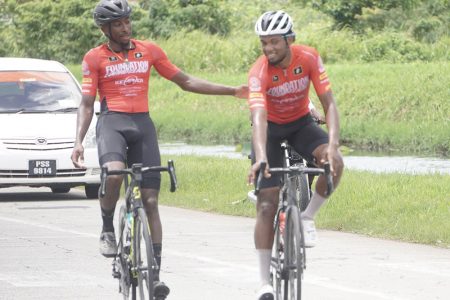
325, 102, 340, 147
75, 104, 94, 145
252, 110, 268, 162
319, 91, 340, 147
181, 76, 236, 95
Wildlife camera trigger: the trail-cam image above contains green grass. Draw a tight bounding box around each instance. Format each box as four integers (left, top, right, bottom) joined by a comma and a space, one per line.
158, 155, 450, 248
68, 62, 450, 156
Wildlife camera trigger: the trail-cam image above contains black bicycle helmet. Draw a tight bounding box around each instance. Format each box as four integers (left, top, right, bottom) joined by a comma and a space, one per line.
93, 0, 132, 27
255, 10, 294, 37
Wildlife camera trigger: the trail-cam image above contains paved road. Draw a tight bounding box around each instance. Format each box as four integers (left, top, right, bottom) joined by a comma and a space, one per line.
0, 187, 449, 300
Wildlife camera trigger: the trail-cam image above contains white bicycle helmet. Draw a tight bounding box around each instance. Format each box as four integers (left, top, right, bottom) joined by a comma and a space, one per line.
255, 10, 294, 36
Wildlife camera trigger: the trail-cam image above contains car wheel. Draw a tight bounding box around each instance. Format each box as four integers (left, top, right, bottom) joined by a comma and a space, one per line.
51, 187, 71, 193
85, 184, 100, 199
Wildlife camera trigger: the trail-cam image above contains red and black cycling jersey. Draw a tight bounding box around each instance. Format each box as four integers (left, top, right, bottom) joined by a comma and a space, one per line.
81, 39, 180, 113
248, 44, 331, 124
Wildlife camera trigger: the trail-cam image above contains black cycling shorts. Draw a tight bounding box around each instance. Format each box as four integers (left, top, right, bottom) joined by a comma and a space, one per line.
96, 111, 161, 190
251, 113, 329, 189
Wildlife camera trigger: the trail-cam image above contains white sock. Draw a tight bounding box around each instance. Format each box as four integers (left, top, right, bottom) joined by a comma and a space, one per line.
256, 249, 271, 286
302, 191, 327, 220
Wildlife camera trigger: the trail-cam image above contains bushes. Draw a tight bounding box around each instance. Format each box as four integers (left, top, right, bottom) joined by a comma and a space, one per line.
0, 0, 448, 65
361, 32, 432, 62
134, 0, 232, 39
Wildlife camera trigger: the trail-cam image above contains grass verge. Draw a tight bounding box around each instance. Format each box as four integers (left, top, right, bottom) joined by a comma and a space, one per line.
159, 155, 450, 248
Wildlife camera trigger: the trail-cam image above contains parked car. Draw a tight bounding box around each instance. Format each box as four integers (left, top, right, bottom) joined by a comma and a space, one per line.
0, 57, 101, 198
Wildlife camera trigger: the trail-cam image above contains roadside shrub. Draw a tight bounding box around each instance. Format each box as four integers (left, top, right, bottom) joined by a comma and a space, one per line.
361, 32, 432, 62
412, 17, 444, 43
139, 0, 231, 38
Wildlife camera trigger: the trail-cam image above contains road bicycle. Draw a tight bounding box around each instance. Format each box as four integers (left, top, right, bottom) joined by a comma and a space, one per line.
100, 161, 177, 300
255, 141, 333, 300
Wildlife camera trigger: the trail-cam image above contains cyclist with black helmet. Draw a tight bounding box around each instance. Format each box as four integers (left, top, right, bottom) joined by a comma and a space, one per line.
247, 11, 344, 299
71, 0, 247, 298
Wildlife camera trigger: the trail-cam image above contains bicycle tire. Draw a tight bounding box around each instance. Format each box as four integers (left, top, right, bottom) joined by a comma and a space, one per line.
271, 210, 285, 300
133, 207, 155, 300
117, 204, 135, 300
293, 168, 310, 212
283, 206, 304, 300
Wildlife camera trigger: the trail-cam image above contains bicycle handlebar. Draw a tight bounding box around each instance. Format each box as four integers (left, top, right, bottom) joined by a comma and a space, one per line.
100, 160, 177, 197
254, 162, 334, 196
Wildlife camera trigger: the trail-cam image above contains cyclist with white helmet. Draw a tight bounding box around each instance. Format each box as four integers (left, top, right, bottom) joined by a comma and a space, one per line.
247, 11, 344, 299
71, 0, 247, 298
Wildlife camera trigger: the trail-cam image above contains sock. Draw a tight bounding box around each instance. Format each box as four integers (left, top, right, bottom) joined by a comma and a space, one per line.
257, 249, 272, 286
302, 191, 327, 220
153, 243, 162, 281
101, 207, 115, 232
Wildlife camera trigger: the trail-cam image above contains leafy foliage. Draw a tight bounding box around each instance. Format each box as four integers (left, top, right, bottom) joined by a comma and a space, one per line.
1, 0, 101, 62
135, 0, 232, 38
0, 0, 448, 64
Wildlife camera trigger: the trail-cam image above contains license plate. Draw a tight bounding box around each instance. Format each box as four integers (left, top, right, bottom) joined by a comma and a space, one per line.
28, 160, 56, 176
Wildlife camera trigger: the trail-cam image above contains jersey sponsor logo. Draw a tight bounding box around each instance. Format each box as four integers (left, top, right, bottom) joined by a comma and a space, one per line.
294, 66, 303, 75
82, 61, 90, 76
267, 76, 310, 97
249, 76, 261, 92
82, 78, 92, 83
104, 61, 149, 78
109, 56, 119, 62
115, 75, 144, 86
272, 75, 279, 82
134, 52, 143, 59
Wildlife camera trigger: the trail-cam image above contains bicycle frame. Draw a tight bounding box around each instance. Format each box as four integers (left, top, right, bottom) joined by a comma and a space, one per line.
100, 161, 177, 300
255, 142, 333, 300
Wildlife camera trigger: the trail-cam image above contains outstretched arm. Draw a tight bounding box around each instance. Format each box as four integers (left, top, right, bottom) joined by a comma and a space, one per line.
170, 71, 248, 99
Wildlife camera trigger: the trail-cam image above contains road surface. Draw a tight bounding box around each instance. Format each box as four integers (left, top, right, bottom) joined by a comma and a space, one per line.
0, 187, 448, 299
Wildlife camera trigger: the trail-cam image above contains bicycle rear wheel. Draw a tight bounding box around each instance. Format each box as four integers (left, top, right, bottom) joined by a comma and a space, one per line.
133, 207, 155, 300
283, 206, 304, 300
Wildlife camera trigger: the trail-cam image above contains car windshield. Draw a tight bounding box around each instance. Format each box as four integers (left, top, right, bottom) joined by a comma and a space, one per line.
0, 70, 81, 112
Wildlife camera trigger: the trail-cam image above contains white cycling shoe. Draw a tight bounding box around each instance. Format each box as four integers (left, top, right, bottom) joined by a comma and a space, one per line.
301, 219, 318, 248
256, 284, 274, 300
247, 190, 257, 203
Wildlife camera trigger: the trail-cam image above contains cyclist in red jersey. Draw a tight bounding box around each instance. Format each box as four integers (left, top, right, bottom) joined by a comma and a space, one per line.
70, 0, 247, 298
247, 11, 344, 299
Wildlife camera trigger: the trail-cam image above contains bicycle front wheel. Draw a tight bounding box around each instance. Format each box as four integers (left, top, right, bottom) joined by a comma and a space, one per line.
283, 206, 304, 300
133, 208, 155, 300
117, 204, 135, 299
271, 210, 285, 300
292, 164, 310, 212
